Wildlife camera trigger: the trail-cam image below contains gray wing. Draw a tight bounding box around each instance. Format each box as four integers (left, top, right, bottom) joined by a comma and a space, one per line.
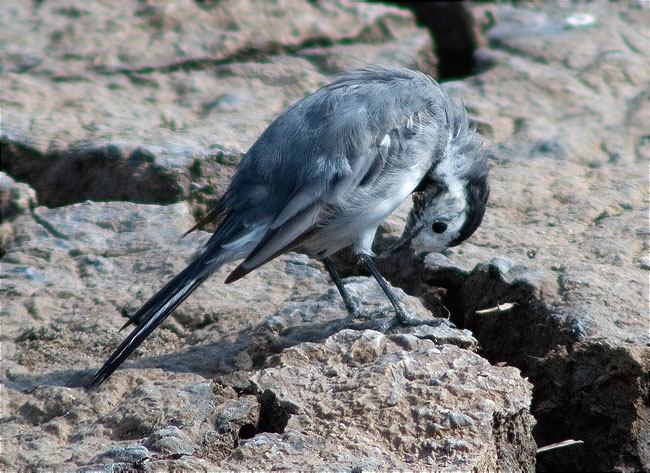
221, 67, 448, 282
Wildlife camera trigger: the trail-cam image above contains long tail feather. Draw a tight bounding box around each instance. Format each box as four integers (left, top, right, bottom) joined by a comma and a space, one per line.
87, 257, 213, 389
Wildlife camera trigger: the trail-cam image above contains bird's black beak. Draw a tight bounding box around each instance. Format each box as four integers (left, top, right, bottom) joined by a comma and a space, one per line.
378, 224, 423, 258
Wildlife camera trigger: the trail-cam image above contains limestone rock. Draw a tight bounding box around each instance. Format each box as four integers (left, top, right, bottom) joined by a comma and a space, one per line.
0, 172, 37, 254
217, 330, 535, 471
2, 1, 647, 470
0, 1, 435, 216
374, 4, 649, 471
0, 201, 527, 470
0, 172, 36, 220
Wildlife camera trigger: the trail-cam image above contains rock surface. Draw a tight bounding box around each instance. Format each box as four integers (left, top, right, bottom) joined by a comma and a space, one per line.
0, 0, 434, 217
217, 330, 535, 471
0, 201, 533, 471
370, 4, 649, 472
1, 1, 648, 472
0, 172, 37, 254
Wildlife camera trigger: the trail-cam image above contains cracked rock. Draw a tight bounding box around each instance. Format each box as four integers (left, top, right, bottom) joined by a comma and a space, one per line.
217, 330, 535, 471
0, 200, 529, 470
371, 3, 649, 472
90, 446, 151, 465
0, 172, 37, 254
0, 1, 434, 217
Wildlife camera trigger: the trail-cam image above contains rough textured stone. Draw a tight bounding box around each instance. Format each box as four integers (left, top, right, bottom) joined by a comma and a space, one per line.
0, 202, 325, 383
0, 172, 36, 220
216, 330, 535, 471
0, 172, 37, 254
144, 427, 198, 456
367, 4, 649, 472
91, 446, 151, 465
1, 1, 647, 471
0, 0, 435, 216
0, 201, 529, 470
248, 276, 476, 366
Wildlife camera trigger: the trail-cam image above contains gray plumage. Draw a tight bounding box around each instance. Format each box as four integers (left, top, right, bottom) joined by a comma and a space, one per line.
392, 95, 489, 254
88, 66, 489, 388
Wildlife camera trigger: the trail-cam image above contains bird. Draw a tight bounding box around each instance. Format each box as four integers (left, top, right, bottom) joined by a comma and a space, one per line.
87, 66, 489, 388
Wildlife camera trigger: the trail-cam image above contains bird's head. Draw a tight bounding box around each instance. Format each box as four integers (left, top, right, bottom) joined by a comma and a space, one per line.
387, 100, 489, 256
404, 172, 489, 254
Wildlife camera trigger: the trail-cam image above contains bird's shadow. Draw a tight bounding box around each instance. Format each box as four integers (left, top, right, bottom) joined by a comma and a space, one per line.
2, 302, 403, 394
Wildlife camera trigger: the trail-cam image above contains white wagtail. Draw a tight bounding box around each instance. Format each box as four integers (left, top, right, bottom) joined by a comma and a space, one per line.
88, 66, 489, 388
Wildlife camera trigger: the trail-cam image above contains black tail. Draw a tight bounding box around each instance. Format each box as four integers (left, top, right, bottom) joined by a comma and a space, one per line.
86, 256, 214, 389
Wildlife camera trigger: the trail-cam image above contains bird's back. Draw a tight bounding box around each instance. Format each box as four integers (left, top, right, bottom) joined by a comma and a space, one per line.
211, 67, 452, 260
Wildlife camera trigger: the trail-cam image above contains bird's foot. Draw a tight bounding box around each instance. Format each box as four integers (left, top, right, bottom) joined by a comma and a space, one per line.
392, 305, 446, 327
342, 302, 447, 333
335, 304, 392, 331
345, 300, 366, 320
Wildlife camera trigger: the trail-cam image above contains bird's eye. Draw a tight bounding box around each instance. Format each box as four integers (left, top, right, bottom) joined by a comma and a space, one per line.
432, 222, 447, 234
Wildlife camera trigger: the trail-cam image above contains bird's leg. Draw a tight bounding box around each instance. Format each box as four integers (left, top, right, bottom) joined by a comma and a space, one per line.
323, 254, 439, 329
322, 257, 395, 330
322, 257, 362, 317
358, 253, 434, 326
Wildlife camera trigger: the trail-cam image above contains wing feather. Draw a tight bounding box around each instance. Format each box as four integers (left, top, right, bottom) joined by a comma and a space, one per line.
214, 67, 446, 279
224, 200, 325, 283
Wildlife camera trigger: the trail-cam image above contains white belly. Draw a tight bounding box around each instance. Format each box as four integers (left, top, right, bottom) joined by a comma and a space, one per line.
304, 165, 425, 257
